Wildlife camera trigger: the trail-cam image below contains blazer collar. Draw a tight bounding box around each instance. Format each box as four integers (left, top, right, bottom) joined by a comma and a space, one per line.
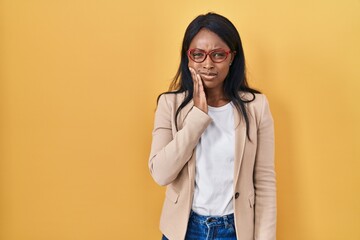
180, 97, 243, 130
178, 98, 194, 129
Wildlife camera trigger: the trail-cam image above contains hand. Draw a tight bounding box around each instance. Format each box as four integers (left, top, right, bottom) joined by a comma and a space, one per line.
189, 67, 208, 113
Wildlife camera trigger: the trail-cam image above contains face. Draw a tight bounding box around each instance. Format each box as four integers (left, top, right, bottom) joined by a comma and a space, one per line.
187, 29, 234, 91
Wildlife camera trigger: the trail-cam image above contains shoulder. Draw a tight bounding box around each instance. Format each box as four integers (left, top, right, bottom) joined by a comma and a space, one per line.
158, 91, 188, 109
239, 92, 272, 124
239, 92, 269, 108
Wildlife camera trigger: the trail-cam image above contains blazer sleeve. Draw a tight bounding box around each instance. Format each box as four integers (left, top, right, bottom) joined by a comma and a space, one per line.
148, 94, 212, 186
254, 95, 277, 240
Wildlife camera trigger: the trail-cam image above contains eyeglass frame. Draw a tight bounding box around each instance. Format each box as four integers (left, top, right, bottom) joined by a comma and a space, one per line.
187, 48, 236, 63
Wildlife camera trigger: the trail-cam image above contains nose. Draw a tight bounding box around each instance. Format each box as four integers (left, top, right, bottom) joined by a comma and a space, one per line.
202, 55, 214, 70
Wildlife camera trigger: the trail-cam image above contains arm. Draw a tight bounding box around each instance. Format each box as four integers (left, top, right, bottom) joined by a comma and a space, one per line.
148, 94, 212, 186
254, 95, 277, 240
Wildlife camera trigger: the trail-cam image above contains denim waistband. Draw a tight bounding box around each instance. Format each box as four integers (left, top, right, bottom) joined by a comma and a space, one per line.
189, 210, 235, 225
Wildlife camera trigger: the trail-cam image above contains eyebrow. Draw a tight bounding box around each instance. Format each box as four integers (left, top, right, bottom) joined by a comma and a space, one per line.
191, 48, 228, 51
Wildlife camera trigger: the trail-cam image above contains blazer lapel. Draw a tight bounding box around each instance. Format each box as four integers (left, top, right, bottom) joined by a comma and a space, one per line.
178, 99, 194, 129
233, 107, 247, 190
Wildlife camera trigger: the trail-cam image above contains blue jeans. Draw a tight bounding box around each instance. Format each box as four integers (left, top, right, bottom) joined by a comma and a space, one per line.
162, 210, 237, 240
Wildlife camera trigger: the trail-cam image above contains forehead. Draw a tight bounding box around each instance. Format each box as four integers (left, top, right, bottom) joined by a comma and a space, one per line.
189, 28, 229, 50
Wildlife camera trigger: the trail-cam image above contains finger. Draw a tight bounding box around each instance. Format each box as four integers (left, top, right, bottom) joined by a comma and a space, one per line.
189, 68, 198, 96
196, 73, 204, 97
196, 73, 208, 113
194, 77, 198, 97
197, 74, 205, 95
189, 67, 196, 82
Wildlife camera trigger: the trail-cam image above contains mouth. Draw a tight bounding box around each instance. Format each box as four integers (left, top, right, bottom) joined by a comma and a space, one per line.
199, 71, 217, 79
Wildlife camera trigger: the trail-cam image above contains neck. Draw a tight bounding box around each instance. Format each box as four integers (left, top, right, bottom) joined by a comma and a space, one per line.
205, 88, 230, 107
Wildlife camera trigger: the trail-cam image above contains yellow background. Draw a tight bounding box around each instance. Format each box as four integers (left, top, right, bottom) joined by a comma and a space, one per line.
1, 0, 359, 239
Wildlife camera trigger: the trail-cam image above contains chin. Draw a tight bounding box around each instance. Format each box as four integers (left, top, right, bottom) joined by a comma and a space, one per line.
203, 83, 221, 90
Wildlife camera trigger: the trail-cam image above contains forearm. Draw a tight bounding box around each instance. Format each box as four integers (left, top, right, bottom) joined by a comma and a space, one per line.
149, 104, 211, 186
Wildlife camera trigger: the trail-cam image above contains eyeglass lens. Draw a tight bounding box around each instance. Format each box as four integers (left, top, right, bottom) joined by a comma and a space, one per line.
189, 49, 228, 63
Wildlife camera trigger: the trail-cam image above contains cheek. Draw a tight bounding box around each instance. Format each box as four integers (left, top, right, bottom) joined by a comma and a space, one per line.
187, 61, 198, 70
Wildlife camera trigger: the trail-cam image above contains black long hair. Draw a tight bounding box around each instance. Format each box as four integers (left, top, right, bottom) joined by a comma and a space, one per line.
158, 12, 260, 140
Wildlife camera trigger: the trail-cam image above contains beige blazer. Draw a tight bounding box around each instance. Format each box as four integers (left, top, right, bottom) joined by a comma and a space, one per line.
149, 92, 276, 240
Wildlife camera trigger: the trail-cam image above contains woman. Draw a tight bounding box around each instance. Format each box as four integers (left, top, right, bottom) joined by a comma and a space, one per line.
149, 12, 276, 240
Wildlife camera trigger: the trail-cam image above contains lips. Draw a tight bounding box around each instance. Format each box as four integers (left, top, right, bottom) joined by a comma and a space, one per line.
199, 72, 217, 80
199, 71, 217, 76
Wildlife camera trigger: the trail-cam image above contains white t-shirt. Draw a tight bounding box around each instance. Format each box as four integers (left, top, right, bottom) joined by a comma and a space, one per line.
192, 102, 235, 216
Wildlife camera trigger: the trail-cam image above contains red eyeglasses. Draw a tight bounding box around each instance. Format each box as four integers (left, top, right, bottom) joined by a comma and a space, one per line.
187, 48, 235, 63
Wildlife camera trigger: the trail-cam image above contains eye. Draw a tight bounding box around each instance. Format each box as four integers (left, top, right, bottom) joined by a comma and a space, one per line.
211, 51, 227, 59
191, 50, 205, 59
